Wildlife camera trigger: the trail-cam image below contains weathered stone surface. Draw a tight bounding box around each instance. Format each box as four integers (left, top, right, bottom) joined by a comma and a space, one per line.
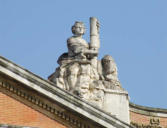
48, 17, 130, 124
0, 56, 132, 128
103, 89, 129, 123
0, 124, 38, 128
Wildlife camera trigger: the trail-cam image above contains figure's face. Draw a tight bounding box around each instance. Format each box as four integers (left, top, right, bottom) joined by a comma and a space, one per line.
73, 24, 85, 36
103, 59, 111, 69
102, 59, 114, 74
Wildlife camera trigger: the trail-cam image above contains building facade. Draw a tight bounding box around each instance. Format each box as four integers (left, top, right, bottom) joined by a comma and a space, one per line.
0, 55, 167, 128
0, 18, 167, 128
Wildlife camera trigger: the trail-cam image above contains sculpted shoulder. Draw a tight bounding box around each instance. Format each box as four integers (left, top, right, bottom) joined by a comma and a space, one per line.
67, 36, 89, 48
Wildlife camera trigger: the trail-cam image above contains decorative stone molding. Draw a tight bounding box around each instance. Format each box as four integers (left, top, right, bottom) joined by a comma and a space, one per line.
0, 78, 91, 128
130, 102, 167, 117
131, 118, 162, 128
0, 124, 38, 128
0, 55, 132, 128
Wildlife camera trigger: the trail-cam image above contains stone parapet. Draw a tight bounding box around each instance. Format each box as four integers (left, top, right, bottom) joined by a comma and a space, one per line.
130, 102, 167, 128
130, 102, 167, 117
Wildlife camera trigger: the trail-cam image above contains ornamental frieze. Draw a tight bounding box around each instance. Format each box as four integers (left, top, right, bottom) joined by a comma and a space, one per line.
0, 78, 92, 128
131, 118, 163, 128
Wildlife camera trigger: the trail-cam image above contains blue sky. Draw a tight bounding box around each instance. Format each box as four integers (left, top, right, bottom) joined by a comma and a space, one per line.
0, 0, 167, 108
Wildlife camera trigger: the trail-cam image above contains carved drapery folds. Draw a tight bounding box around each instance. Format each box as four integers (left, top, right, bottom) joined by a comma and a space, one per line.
49, 17, 123, 108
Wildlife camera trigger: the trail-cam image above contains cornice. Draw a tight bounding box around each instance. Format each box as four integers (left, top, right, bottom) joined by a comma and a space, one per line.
0, 56, 132, 128
129, 102, 167, 117
0, 124, 38, 128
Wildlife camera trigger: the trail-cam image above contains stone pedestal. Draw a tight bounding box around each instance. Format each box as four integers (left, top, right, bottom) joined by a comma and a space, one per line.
48, 17, 131, 124
103, 89, 130, 123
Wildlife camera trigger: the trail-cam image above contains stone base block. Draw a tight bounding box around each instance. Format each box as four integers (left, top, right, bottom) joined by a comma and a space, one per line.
103, 89, 130, 124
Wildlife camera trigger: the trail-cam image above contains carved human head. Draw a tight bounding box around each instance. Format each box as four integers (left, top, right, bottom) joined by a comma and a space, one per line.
102, 55, 114, 63
102, 55, 116, 74
71, 22, 85, 36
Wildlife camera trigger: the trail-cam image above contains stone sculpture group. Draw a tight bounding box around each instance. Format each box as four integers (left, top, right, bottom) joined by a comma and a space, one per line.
49, 17, 123, 108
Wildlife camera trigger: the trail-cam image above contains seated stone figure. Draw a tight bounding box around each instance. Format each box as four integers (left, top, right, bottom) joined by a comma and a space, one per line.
67, 22, 98, 60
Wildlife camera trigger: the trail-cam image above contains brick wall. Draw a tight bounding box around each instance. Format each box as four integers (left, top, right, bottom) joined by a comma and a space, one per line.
0, 92, 67, 128
130, 111, 167, 128
1, 88, 167, 128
